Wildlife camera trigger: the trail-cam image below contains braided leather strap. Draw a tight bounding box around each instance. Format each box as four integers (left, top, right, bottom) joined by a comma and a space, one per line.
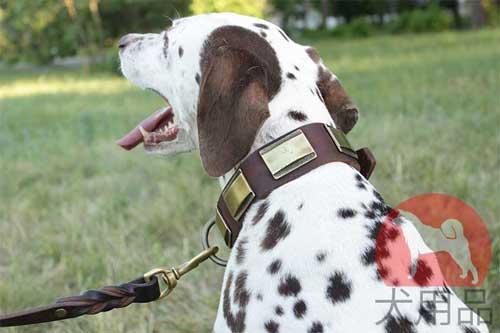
0, 276, 160, 327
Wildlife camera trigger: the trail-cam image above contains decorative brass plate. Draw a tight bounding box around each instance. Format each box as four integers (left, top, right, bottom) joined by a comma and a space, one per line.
259, 129, 317, 179
222, 169, 255, 221
324, 125, 357, 158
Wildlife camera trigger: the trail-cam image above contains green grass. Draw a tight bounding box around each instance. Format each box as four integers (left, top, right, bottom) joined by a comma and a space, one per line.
1, 29, 499, 332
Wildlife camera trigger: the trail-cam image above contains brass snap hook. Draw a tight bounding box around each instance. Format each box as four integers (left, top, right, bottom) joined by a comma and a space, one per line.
143, 267, 177, 299
144, 246, 219, 300
201, 218, 228, 267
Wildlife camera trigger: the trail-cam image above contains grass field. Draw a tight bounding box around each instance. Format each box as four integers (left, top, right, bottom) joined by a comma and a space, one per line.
1, 29, 499, 332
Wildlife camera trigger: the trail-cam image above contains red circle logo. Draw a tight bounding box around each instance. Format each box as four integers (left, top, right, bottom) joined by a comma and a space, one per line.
376, 193, 491, 287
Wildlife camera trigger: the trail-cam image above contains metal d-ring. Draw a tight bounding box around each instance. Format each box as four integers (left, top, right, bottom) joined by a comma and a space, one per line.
201, 218, 228, 267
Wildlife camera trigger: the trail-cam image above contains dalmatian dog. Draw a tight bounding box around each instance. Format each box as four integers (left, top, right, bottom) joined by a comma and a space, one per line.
117, 12, 489, 333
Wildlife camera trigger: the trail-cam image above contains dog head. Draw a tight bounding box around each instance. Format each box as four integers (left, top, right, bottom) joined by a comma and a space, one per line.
117, 13, 359, 177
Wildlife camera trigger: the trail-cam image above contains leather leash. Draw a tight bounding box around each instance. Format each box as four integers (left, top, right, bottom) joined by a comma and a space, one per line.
0, 247, 218, 327
1, 122, 375, 326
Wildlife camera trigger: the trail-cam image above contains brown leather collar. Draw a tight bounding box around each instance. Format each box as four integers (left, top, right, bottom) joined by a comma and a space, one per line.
215, 122, 376, 248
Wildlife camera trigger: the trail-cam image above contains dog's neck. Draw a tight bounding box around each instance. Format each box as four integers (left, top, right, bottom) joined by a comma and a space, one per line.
218, 117, 333, 188
216, 82, 337, 188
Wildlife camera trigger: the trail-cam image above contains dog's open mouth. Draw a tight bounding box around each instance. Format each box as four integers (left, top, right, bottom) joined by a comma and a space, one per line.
116, 91, 179, 151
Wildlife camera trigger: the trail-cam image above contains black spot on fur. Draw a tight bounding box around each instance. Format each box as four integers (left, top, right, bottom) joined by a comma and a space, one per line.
410, 259, 434, 286
260, 31, 267, 38
257, 293, 263, 301
357, 182, 367, 190
443, 282, 452, 294
294, 65, 300, 71
373, 189, 384, 203
265, 320, 279, 333
254, 23, 269, 29
377, 243, 390, 260
376, 265, 390, 281
275, 305, 284, 316
287, 72, 296, 80
293, 299, 307, 318
261, 210, 291, 250
162, 33, 169, 58
298, 203, 304, 210
236, 238, 248, 265
278, 274, 301, 297
268, 259, 282, 275
288, 110, 308, 121
366, 220, 383, 241
278, 29, 290, 41
363, 200, 392, 220
223, 272, 246, 333
252, 200, 268, 225
338, 208, 357, 219
439, 283, 452, 302
384, 315, 416, 333
316, 251, 327, 262
361, 246, 376, 265
308, 322, 324, 333
233, 271, 250, 307
371, 201, 392, 217
178, 46, 184, 57
419, 301, 436, 325
386, 226, 400, 241
326, 271, 352, 304
438, 292, 449, 302
355, 173, 367, 190
195, 73, 200, 85
461, 326, 480, 333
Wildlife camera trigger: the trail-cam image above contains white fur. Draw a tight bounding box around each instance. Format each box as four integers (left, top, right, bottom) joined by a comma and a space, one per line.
214, 164, 489, 332
119, 13, 489, 333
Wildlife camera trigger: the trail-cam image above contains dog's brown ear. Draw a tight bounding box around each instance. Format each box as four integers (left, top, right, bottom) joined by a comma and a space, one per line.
307, 48, 359, 133
197, 26, 281, 177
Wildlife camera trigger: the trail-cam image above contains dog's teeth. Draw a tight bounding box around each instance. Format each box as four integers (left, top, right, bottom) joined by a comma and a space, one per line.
138, 126, 150, 138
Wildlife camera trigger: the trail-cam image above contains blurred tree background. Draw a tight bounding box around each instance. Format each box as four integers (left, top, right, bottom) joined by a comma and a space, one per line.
0, 0, 498, 66
190, 0, 267, 18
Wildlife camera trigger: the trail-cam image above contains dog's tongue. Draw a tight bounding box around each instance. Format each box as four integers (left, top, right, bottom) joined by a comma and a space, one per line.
116, 107, 173, 150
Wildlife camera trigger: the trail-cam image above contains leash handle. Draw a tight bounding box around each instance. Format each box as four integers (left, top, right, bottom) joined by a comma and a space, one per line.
0, 247, 218, 327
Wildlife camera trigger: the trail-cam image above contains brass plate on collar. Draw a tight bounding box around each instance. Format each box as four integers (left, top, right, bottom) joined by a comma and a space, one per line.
222, 169, 255, 221
325, 125, 357, 158
259, 129, 317, 179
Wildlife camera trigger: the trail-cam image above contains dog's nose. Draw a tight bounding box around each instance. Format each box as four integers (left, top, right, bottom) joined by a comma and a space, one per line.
118, 34, 143, 49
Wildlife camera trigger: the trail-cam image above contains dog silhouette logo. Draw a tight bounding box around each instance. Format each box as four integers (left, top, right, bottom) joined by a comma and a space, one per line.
375, 193, 491, 287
